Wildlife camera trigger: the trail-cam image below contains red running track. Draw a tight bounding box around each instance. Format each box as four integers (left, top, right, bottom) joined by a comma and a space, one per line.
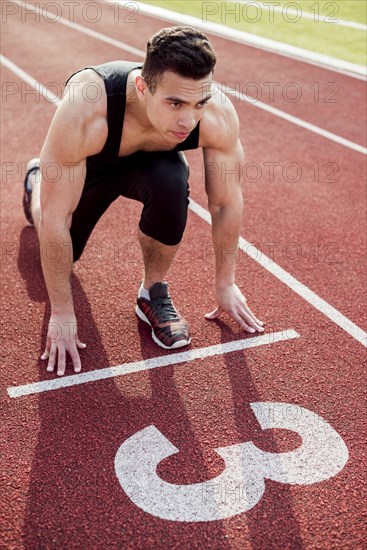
1, 2, 366, 548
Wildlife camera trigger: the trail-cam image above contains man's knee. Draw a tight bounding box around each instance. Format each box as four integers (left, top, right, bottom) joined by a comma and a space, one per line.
139, 158, 190, 246
148, 155, 189, 201
130, 152, 189, 245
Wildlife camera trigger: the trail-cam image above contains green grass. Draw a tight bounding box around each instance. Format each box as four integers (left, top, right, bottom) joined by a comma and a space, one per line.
275, 0, 366, 24
139, 1, 367, 65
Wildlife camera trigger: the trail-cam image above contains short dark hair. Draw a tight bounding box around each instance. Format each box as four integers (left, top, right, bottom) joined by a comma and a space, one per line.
141, 26, 217, 93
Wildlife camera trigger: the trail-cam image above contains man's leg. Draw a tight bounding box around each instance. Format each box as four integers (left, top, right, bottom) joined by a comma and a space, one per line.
138, 229, 180, 290
124, 151, 191, 349
121, 150, 190, 288
23, 157, 123, 262
136, 230, 191, 349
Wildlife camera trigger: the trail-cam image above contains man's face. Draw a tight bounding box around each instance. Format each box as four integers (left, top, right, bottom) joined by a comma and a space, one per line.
143, 70, 214, 142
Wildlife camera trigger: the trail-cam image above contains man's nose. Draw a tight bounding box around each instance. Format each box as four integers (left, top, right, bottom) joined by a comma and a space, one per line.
178, 114, 196, 131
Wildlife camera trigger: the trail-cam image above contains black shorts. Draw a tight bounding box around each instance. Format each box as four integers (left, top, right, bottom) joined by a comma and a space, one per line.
70, 150, 190, 262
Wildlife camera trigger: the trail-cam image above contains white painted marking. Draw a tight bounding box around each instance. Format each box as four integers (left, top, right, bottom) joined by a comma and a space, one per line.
115, 402, 349, 521
106, 0, 366, 79
223, 86, 367, 155
0, 54, 61, 105
12, 0, 145, 57
7, 3, 367, 153
6, 330, 299, 398
1, 57, 365, 351
189, 199, 367, 348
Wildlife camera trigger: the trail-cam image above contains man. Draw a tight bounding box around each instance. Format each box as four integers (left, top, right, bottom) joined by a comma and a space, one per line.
23, 26, 264, 377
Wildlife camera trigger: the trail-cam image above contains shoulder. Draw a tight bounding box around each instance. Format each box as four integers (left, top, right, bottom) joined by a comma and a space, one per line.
199, 88, 240, 151
42, 69, 108, 161
52, 69, 108, 158
63, 68, 107, 123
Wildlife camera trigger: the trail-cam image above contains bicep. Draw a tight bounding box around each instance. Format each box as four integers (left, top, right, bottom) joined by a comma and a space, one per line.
39, 90, 104, 223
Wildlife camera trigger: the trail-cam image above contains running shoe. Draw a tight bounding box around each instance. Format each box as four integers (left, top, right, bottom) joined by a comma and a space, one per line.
22, 158, 40, 226
136, 282, 191, 349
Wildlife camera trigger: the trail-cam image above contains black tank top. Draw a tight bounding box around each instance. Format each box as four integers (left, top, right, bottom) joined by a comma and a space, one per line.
66, 60, 201, 162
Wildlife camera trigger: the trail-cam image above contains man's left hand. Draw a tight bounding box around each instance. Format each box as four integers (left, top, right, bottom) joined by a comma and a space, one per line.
205, 283, 264, 333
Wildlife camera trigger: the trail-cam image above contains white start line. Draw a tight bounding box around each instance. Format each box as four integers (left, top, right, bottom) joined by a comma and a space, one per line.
7, 330, 299, 397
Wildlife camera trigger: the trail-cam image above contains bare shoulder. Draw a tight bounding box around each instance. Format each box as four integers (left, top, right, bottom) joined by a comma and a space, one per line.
51, 69, 108, 158
63, 69, 107, 117
199, 89, 240, 151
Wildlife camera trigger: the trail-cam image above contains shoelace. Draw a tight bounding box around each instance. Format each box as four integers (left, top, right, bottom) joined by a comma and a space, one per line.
150, 297, 180, 323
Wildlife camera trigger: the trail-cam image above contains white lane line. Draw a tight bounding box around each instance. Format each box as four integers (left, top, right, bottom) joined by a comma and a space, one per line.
1, 56, 366, 348
5, 4, 366, 156
0, 55, 61, 105
7, 330, 299, 398
106, 0, 366, 79
223, 87, 367, 155
189, 200, 367, 349
11, 0, 144, 57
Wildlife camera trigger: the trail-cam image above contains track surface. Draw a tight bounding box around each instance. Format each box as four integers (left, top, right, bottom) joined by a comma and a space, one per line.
1, 2, 366, 548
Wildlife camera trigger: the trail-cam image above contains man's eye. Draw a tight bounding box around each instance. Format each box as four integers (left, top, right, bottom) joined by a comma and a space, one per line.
171, 102, 182, 108
198, 101, 208, 108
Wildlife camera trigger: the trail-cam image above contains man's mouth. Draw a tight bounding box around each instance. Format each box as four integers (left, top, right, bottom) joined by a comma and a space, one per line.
172, 131, 190, 139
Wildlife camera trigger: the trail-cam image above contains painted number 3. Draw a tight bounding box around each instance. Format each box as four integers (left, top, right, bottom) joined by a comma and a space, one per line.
115, 402, 348, 522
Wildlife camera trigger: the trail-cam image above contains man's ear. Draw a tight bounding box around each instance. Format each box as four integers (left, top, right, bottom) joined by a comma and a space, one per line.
135, 75, 149, 101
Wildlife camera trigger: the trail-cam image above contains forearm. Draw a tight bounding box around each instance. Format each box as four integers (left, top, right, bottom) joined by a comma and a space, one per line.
38, 219, 74, 314
210, 201, 243, 288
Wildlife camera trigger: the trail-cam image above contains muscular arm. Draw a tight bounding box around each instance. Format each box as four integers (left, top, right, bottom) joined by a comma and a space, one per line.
201, 93, 263, 332
38, 149, 85, 315
203, 138, 244, 289
38, 70, 107, 373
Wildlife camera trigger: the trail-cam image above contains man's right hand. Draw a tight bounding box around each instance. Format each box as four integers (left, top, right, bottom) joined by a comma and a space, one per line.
41, 313, 86, 376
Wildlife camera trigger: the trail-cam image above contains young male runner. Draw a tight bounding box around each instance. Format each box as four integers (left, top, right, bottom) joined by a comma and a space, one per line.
23, 26, 264, 377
